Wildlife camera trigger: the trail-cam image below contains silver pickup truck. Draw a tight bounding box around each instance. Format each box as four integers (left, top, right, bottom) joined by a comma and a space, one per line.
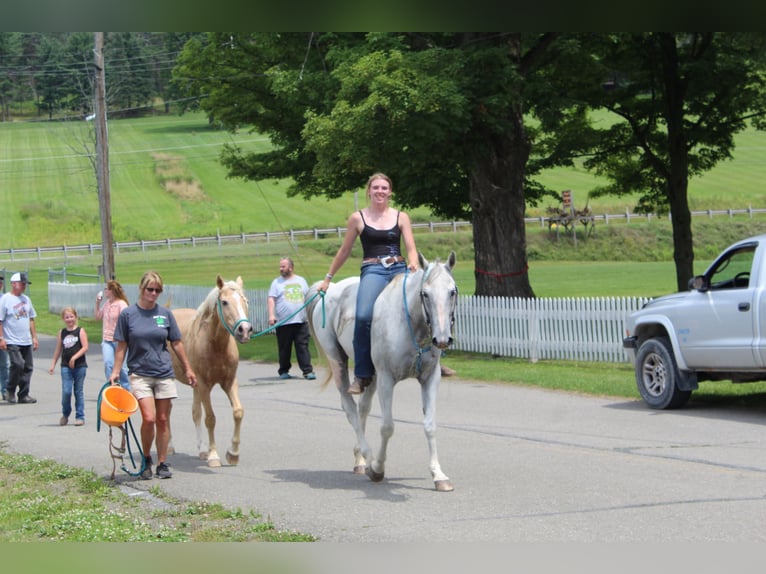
623, 233, 766, 409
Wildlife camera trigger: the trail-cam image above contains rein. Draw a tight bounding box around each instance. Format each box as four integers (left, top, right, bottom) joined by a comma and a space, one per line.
404, 266, 433, 374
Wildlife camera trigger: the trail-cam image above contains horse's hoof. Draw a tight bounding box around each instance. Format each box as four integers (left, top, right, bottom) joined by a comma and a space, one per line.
226, 452, 239, 466
365, 466, 384, 482
353, 465, 366, 475
207, 458, 222, 468
434, 479, 454, 492
198, 452, 208, 461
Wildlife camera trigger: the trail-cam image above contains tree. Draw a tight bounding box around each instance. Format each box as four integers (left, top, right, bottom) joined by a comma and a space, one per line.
575, 33, 766, 291
173, 32, 587, 297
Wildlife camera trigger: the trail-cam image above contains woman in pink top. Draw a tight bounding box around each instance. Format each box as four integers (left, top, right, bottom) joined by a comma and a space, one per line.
95, 279, 130, 389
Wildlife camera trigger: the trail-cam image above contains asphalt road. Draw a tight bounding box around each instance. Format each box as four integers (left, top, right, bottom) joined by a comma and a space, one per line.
2, 334, 766, 542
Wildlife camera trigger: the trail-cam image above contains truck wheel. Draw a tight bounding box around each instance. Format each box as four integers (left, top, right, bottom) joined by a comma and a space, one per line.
635, 337, 691, 409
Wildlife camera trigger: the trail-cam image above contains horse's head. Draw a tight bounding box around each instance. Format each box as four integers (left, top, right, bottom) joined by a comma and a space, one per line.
417, 251, 458, 350
215, 274, 253, 343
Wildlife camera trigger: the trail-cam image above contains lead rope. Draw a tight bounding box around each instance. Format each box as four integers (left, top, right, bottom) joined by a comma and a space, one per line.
217, 291, 326, 339
96, 382, 145, 480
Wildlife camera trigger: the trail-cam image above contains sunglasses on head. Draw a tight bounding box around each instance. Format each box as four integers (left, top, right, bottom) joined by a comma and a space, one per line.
145, 287, 163, 293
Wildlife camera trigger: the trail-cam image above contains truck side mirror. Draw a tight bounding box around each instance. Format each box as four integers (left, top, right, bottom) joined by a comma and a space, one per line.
689, 275, 708, 292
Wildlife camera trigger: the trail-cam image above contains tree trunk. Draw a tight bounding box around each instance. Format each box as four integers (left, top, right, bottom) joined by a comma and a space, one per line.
660, 33, 695, 292
470, 134, 535, 298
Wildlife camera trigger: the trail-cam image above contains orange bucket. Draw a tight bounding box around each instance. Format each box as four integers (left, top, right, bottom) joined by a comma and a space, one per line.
100, 386, 138, 427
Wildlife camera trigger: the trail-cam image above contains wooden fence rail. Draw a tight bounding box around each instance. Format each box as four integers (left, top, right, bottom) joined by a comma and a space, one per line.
7, 206, 766, 263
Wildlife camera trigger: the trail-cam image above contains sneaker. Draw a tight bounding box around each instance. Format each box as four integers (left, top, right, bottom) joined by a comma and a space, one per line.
140, 457, 153, 480
18, 395, 37, 404
279, 373, 292, 380
7, 395, 16, 404
304, 372, 316, 380
348, 377, 371, 395
155, 461, 172, 479
74, 419, 85, 426
59, 416, 68, 426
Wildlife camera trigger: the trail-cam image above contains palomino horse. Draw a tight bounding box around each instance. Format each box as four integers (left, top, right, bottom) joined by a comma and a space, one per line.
307, 251, 458, 491
170, 275, 253, 467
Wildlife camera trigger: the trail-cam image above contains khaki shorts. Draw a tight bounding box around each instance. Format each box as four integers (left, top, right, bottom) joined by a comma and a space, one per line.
129, 374, 179, 401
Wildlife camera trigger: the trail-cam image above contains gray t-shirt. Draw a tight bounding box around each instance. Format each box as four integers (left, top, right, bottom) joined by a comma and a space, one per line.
113, 303, 182, 379
0, 293, 37, 345
268, 274, 309, 325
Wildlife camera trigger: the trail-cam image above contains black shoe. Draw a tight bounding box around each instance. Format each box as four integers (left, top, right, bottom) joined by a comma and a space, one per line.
155, 462, 172, 479
17, 395, 37, 404
140, 457, 153, 480
7, 395, 17, 404
1, 391, 7, 401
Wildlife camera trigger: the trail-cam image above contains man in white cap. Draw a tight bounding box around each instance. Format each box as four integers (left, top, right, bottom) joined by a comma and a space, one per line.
0, 274, 7, 401
0, 272, 39, 403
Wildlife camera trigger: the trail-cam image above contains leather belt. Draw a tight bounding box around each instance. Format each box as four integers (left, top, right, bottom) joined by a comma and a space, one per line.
362, 255, 405, 266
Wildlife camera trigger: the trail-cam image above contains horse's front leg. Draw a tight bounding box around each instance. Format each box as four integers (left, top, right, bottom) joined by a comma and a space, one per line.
421, 370, 453, 492
366, 375, 393, 483
332, 362, 371, 474
223, 379, 243, 465
191, 385, 208, 461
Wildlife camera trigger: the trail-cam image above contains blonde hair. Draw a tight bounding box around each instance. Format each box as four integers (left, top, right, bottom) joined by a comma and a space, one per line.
60, 306, 78, 319
139, 270, 164, 293
366, 172, 393, 197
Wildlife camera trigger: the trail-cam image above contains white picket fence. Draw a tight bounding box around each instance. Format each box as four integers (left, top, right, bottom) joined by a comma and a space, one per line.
49, 282, 649, 364
453, 295, 650, 363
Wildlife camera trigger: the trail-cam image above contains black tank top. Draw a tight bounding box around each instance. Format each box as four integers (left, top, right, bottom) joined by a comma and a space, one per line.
61, 326, 87, 368
359, 210, 402, 259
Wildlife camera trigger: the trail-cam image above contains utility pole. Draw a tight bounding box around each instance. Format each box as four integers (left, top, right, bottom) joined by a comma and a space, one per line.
94, 32, 115, 281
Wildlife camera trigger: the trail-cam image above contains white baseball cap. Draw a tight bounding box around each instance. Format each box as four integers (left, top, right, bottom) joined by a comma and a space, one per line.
10, 272, 31, 284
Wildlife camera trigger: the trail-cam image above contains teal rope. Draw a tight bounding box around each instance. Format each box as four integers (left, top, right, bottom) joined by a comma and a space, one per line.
246, 290, 326, 339
96, 382, 146, 478
403, 268, 432, 373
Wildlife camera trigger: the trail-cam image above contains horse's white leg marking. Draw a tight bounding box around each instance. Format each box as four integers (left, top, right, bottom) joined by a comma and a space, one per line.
224, 379, 243, 465
191, 385, 207, 460
421, 371, 453, 491
199, 386, 221, 467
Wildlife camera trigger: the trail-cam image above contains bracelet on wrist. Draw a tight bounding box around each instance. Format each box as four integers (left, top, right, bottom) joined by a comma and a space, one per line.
325, 273, 333, 280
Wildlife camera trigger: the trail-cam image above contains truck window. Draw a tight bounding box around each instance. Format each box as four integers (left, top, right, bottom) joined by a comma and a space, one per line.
708, 245, 755, 290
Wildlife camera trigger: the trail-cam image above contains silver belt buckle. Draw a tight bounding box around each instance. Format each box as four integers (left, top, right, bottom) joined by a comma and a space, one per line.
379, 256, 395, 268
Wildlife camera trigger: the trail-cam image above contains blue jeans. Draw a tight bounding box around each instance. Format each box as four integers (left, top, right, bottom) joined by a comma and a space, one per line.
102, 340, 130, 389
0, 349, 8, 395
61, 365, 87, 421
353, 261, 406, 379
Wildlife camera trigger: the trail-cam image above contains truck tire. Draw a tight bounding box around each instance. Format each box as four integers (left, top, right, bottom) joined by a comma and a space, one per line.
635, 336, 691, 409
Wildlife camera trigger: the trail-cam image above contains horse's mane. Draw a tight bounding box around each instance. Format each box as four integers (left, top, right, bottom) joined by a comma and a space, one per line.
196, 280, 241, 320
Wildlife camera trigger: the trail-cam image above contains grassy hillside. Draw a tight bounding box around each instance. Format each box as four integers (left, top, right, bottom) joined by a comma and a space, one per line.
3, 111, 766, 248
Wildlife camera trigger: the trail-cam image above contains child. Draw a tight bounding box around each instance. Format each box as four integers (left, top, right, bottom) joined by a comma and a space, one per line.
49, 307, 89, 426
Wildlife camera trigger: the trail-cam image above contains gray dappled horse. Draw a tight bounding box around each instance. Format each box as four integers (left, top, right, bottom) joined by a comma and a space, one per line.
307, 251, 458, 491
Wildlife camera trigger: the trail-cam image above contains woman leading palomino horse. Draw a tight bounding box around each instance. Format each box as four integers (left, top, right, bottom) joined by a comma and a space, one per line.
170, 275, 253, 467
307, 251, 458, 491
